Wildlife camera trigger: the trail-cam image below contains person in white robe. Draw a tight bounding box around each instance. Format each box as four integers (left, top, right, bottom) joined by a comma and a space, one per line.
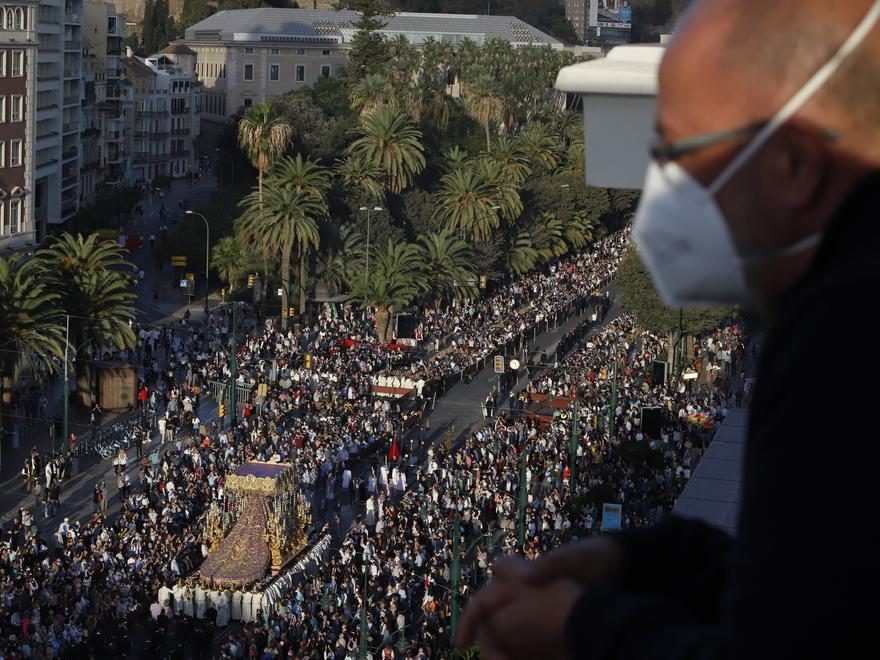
194, 581, 207, 618
183, 580, 194, 617
215, 590, 231, 627
172, 580, 186, 616
242, 588, 254, 622
158, 583, 172, 614
231, 588, 244, 620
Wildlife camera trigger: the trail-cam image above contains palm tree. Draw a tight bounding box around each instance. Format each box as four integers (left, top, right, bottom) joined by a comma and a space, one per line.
238, 103, 294, 304
417, 229, 478, 307
211, 236, 245, 293
38, 233, 136, 353
346, 240, 427, 343
529, 212, 568, 262
349, 73, 396, 117
237, 102, 294, 199
463, 74, 504, 151
569, 210, 597, 247
335, 154, 386, 203
347, 107, 426, 195
502, 227, 540, 276
432, 167, 501, 242
420, 80, 453, 131
442, 146, 470, 173
517, 122, 560, 173
488, 137, 532, 186
238, 174, 327, 329
37, 232, 136, 399
0, 255, 66, 427
472, 157, 523, 223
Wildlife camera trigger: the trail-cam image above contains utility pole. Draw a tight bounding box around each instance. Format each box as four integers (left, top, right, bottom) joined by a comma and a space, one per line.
608, 353, 618, 441
229, 303, 238, 427
517, 444, 528, 547
359, 551, 369, 659
569, 396, 578, 490
450, 511, 461, 643
62, 314, 70, 453
677, 307, 684, 382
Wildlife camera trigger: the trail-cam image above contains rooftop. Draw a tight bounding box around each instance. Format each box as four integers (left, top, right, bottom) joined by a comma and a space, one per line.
161, 42, 197, 56
185, 8, 562, 49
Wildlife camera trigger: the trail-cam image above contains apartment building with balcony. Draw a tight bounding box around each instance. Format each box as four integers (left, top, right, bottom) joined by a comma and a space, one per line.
80, 0, 130, 204
32, 0, 82, 233
0, 1, 37, 251
125, 43, 200, 183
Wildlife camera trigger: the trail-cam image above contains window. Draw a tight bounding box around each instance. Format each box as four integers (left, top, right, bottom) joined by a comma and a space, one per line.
10, 95, 22, 122
244, 47, 254, 54
9, 199, 21, 234
321, 65, 330, 78
271, 48, 280, 55
11, 50, 22, 77
0, 96, 5, 122
0, 203, 4, 236
270, 64, 279, 81
322, 49, 331, 56
0, 51, 5, 77
10, 139, 21, 167
0, 141, 5, 167
295, 65, 305, 82
297, 48, 305, 55
243, 97, 252, 109
244, 64, 253, 81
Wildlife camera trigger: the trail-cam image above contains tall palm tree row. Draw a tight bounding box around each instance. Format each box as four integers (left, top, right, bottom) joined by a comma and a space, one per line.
347, 107, 426, 195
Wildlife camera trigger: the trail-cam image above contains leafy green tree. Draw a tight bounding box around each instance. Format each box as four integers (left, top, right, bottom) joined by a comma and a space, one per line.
333, 1, 393, 78
616, 246, 735, 336
178, 0, 215, 33
0, 256, 66, 427
399, 188, 440, 236
417, 229, 478, 307
211, 236, 245, 292
528, 211, 568, 262
346, 240, 427, 342
349, 73, 396, 117
347, 107, 426, 194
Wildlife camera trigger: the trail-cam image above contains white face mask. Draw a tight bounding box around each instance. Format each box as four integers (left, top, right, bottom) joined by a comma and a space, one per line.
634, 0, 880, 307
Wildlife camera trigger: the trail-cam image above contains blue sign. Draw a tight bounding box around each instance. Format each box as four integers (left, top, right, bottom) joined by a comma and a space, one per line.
619, 5, 632, 23
602, 502, 622, 530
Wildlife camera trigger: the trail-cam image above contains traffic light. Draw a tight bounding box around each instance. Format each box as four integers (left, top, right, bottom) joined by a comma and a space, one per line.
305, 353, 312, 369
479, 275, 487, 289
218, 403, 226, 418
494, 355, 505, 374
247, 274, 255, 288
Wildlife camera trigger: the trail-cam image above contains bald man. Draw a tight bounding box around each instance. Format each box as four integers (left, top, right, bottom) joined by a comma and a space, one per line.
456, 1, 880, 659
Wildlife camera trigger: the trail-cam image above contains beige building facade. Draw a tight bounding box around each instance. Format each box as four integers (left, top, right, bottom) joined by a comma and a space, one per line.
184, 8, 562, 122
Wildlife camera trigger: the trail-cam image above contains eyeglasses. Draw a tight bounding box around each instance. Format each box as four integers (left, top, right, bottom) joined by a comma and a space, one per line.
650, 121, 840, 165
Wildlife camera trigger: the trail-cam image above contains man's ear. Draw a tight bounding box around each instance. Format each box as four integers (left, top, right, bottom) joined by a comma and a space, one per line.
759, 122, 829, 211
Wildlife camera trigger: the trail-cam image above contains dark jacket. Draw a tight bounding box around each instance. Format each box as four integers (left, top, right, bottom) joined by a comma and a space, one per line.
565, 172, 880, 659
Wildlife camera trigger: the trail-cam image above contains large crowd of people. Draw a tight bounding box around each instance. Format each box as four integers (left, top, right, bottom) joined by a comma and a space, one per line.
0, 228, 750, 659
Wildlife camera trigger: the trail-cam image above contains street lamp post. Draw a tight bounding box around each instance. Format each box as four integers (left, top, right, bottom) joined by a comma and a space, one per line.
185, 210, 210, 317
358, 206, 383, 309
62, 314, 70, 453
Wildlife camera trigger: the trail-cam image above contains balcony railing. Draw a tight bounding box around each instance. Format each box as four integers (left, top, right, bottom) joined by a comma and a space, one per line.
61, 147, 78, 161
62, 121, 79, 134
63, 95, 79, 106
133, 154, 167, 164
64, 41, 79, 51
62, 175, 78, 189
64, 13, 80, 24
63, 69, 81, 78
171, 127, 189, 136
135, 110, 170, 117
170, 150, 192, 158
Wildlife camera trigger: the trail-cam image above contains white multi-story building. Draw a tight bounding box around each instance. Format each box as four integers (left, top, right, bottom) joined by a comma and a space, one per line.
80, 0, 130, 204
184, 8, 562, 122
32, 0, 82, 233
125, 44, 200, 183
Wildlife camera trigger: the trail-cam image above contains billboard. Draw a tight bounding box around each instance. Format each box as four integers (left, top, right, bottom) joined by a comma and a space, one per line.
592, 0, 633, 29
